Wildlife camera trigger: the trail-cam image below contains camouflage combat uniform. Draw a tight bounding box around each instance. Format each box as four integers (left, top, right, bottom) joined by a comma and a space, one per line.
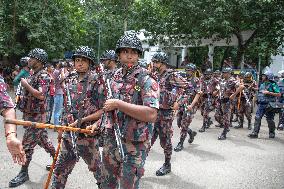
199, 76, 218, 132
235, 79, 257, 129
101, 65, 159, 189
150, 69, 186, 169
17, 69, 56, 167
52, 71, 104, 189
175, 75, 199, 145
215, 76, 239, 139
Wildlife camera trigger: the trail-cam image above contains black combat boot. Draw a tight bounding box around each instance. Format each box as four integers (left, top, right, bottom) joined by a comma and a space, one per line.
46, 165, 52, 171
188, 129, 197, 143
174, 138, 185, 152
215, 124, 224, 128
267, 120, 276, 138
206, 117, 213, 128
9, 166, 29, 188
199, 122, 206, 133
248, 118, 261, 138
248, 119, 252, 130
234, 119, 244, 129
218, 128, 228, 140
156, 162, 171, 176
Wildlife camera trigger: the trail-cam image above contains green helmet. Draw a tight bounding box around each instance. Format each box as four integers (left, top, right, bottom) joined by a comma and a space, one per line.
72, 46, 96, 65
28, 48, 48, 64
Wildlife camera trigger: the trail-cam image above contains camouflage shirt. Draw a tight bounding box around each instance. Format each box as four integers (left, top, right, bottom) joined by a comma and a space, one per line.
62, 71, 105, 129
0, 75, 14, 115
218, 76, 239, 99
158, 69, 187, 109
110, 65, 159, 142
200, 76, 218, 95
18, 69, 51, 114
178, 76, 200, 106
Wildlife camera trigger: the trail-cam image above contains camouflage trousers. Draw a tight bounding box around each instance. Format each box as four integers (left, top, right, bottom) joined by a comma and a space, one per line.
52, 135, 102, 189
22, 113, 55, 167
215, 99, 231, 129
238, 99, 252, 123
101, 131, 149, 189
177, 107, 194, 141
151, 109, 174, 162
200, 97, 213, 126
214, 99, 222, 125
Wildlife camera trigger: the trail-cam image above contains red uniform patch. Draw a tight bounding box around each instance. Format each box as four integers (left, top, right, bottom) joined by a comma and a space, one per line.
152, 82, 158, 91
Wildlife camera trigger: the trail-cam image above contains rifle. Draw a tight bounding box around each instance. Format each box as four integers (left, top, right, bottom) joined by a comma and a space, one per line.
15, 82, 23, 107
96, 64, 125, 161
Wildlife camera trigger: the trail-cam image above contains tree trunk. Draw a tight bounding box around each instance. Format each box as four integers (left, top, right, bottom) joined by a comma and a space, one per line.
236, 45, 245, 69
220, 46, 230, 70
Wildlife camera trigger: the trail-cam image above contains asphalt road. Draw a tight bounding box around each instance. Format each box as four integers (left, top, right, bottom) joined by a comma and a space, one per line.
1, 107, 284, 189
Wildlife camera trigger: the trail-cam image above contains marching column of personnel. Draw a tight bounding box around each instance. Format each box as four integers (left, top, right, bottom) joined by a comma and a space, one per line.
1, 32, 284, 189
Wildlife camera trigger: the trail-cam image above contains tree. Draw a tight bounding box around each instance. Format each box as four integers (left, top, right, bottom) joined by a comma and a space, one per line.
132, 0, 284, 68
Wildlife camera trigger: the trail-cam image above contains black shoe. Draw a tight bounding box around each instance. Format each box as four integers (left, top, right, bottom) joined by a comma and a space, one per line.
277, 124, 284, 131
174, 142, 184, 152
269, 133, 275, 138
188, 131, 197, 143
248, 132, 258, 138
218, 134, 226, 140
234, 124, 243, 129
215, 124, 224, 128
46, 165, 52, 171
199, 127, 205, 133
9, 170, 29, 188
156, 163, 171, 176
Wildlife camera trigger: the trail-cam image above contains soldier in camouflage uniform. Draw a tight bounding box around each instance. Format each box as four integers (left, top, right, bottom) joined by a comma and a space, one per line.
199, 68, 218, 132
248, 71, 281, 138
1, 75, 26, 165
215, 67, 244, 140
213, 70, 222, 127
174, 63, 200, 152
234, 72, 257, 130
51, 46, 103, 189
100, 50, 119, 79
9, 48, 56, 188
89, 34, 159, 189
231, 71, 246, 123
149, 52, 187, 175
277, 71, 284, 130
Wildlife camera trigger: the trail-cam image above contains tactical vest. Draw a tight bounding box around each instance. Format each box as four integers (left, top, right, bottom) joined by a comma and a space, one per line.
278, 79, 284, 102
257, 82, 276, 104
18, 70, 50, 114
112, 67, 154, 142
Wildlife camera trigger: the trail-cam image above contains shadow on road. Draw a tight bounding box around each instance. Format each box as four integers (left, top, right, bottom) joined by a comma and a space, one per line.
141, 172, 205, 189
229, 137, 264, 150
183, 146, 225, 162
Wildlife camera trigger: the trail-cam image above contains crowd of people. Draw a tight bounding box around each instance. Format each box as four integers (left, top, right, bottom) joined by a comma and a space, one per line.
1, 33, 284, 189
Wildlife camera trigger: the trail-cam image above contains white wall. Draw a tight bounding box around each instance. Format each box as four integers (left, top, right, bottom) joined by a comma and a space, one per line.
270, 47, 284, 76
